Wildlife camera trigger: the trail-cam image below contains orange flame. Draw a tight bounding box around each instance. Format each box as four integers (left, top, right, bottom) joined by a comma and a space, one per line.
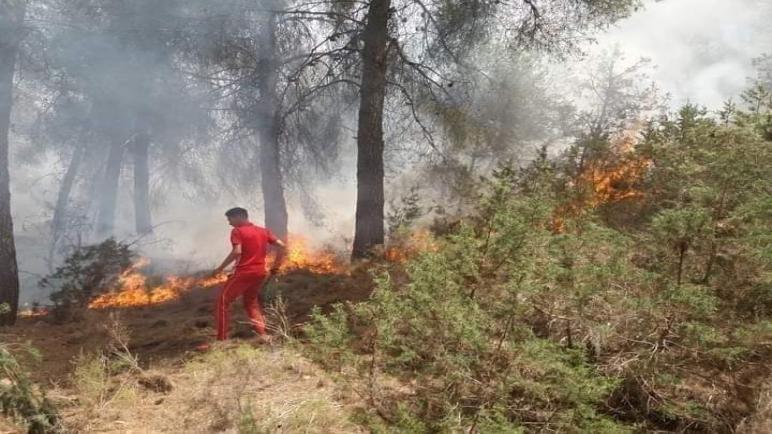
18, 307, 50, 318
272, 234, 344, 274
89, 235, 345, 309
385, 229, 438, 263
88, 258, 226, 309
579, 156, 650, 207
553, 128, 651, 232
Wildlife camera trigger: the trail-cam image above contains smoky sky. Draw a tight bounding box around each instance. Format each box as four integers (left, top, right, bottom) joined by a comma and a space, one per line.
594, 0, 771, 109
11, 0, 771, 306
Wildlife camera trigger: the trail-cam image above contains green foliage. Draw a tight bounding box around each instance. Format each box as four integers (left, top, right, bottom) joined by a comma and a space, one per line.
736, 55, 772, 139
386, 186, 424, 235
640, 102, 772, 318
306, 97, 772, 431
0, 344, 60, 433
304, 305, 355, 372
306, 175, 631, 432
236, 400, 260, 434
39, 239, 134, 315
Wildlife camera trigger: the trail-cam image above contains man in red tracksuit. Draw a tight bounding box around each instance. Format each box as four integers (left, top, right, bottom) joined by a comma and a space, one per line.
212, 207, 285, 341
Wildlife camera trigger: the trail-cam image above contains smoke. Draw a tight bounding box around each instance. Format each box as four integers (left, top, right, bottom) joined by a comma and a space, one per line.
9, 0, 356, 306
9, 0, 770, 307
592, 0, 771, 109
11, 155, 358, 306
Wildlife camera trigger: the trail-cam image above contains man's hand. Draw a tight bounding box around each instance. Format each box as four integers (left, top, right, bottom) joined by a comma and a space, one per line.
214, 244, 241, 279
270, 239, 287, 275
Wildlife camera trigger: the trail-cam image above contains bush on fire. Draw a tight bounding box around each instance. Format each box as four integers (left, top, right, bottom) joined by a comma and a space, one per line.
304, 106, 772, 432
40, 239, 134, 320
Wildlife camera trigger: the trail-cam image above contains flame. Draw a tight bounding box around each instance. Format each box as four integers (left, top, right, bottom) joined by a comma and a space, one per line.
553, 128, 651, 232
18, 307, 50, 318
88, 258, 226, 309
198, 273, 229, 287
385, 229, 438, 263
579, 156, 650, 207
272, 234, 344, 274
89, 235, 344, 309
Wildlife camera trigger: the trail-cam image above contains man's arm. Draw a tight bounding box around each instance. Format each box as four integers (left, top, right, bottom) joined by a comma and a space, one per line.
213, 244, 242, 276
269, 239, 286, 274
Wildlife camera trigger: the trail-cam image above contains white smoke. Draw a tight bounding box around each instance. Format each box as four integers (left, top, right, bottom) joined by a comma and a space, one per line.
11, 0, 770, 306
592, 0, 771, 109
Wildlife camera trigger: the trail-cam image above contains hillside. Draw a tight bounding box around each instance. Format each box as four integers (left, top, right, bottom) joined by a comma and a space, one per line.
2, 233, 772, 433
2, 268, 374, 433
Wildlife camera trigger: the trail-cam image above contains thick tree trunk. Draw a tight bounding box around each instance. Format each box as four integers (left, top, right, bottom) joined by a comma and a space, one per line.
132, 132, 153, 235
352, 0, 391, 259
0, 1, 25, 326
49, 144, 85, 268
259, 125, 288, 241
95, 139, 126, 239
257, 6, 288, 241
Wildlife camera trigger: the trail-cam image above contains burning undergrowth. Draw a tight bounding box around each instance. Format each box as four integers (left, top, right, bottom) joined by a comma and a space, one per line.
35, 231, 436, 318
385, 229, 439, 263
87, 260, 227, 309
553, 128, 652, 232
88, 235, 347, 310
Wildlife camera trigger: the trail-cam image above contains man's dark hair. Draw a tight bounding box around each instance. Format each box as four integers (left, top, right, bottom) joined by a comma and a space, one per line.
225, 207, 248, 219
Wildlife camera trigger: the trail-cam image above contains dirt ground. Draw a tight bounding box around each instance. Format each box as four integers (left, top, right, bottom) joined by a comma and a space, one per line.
1, 268, 375, 433
3, 265, 772, 432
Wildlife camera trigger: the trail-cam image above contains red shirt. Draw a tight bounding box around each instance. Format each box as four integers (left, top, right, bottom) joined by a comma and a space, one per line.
230, 222, 278, 275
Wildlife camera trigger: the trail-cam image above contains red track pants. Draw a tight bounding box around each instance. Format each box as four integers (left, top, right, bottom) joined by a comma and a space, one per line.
215, 272, 267, 340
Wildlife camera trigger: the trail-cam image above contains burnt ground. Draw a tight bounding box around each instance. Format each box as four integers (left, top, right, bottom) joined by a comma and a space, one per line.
1, 267, 378, 433
2, 263, 772, 433
4, 267, 375, 385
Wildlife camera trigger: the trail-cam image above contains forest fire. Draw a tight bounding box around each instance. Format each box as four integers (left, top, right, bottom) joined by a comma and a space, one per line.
88, 235, 344, 309
577, 155, 650, 205
275, 235, 343, 274
579, 133, 651, 207
18, 307, 50, 318
385, 229, 438, 263
87, 258, 227, 309
553, 129, 652, 231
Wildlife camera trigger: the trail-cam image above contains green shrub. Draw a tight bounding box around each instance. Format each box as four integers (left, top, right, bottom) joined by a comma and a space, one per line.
0, 344, 60, 433
304, 305, 355, 372
39, 239, 134, 319
304, 124, 772, 431
306, 183, 632, 432
303, 100, 772, 431
387, 185, 425, 235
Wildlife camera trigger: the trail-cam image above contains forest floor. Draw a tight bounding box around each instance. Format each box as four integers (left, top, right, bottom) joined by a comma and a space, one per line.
2, 264, 772, 433
2, 268, 374, 433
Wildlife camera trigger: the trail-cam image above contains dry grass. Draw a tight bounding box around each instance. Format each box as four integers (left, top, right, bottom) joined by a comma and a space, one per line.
738, 380, 772, 434
0, 418, 24, 433
3, 269, 375, 433
54, 343, 361, 433
64, 351, 141, 431
179, 344, 360, 433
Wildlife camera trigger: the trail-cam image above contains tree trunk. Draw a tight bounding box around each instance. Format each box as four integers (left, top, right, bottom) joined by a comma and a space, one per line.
352, 0, 391, 259
95, 139, 126, 239
132, 132, 153, 235
259, 124, 288, 241
49, 144, 85, 268
257, 5, 288, 241
0, 0, 26, 326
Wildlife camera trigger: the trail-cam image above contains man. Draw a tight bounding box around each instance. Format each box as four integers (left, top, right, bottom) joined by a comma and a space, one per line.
211, 207, 285, 342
